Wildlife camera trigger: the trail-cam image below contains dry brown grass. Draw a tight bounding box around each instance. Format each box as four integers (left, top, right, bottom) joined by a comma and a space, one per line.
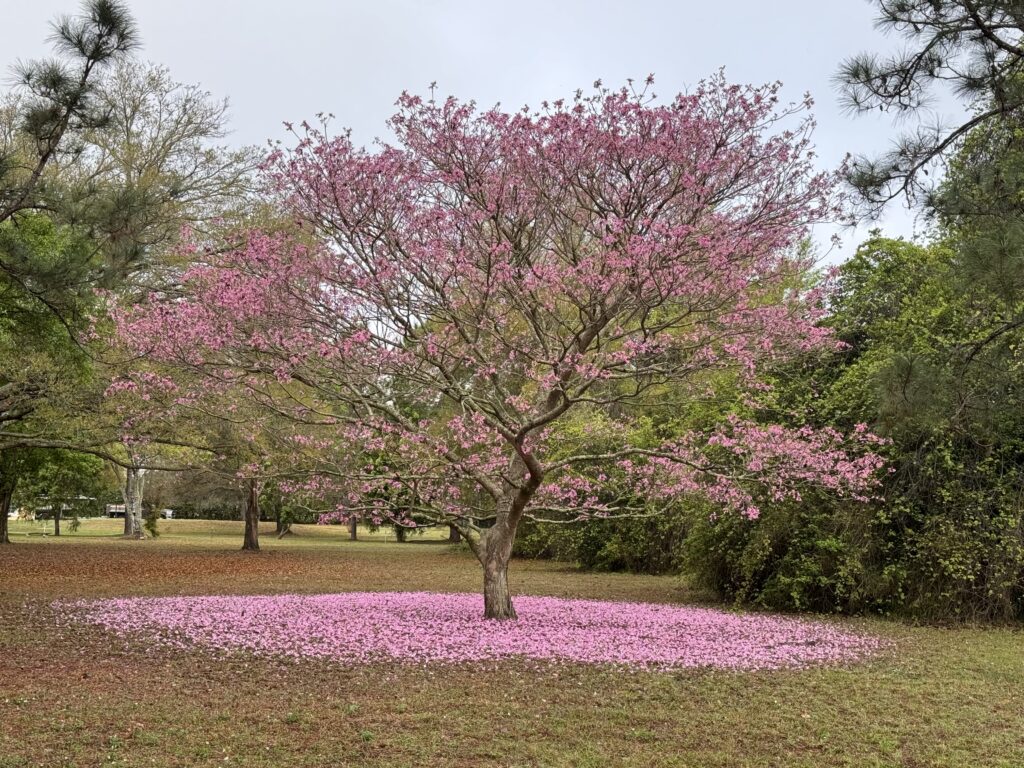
1, 519, 1022, 767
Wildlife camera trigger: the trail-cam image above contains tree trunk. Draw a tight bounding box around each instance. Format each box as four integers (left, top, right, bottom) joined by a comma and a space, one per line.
275, 510, 292, 538
394, 525, 407, 543
242, 479, 260, 551
0, 480, 13, 544
53, 506, 61, 537
131, 469, 146, 538
121, 468, 146, 540
477, 452, 539, 620
481, 523, 517, 620
447, 524, 462, 543
348, 517, 358, 541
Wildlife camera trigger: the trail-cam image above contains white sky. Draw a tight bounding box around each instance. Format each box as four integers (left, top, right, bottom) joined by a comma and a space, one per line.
4, 0, 967, 261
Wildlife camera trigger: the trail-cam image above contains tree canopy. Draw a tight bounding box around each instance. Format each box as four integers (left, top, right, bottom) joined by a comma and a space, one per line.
111, 78, 884, 617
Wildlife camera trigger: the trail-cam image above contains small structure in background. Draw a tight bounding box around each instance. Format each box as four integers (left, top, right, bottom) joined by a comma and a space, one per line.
106, 504, 173, 519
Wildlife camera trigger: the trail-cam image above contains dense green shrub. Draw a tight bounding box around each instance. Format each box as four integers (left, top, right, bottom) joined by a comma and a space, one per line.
684, 237, 1024, 621
520, 236, 1024, 622
515, 511, 690, 574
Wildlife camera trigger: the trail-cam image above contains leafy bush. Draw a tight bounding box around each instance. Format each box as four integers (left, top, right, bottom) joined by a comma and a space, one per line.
683, 237, 1024, 621
521, 237, 1024, 622
515, 510, 691, 574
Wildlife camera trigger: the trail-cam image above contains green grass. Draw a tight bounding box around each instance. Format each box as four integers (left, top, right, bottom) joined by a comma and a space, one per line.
6, 516, 453, 544
1, 519, 1021, 767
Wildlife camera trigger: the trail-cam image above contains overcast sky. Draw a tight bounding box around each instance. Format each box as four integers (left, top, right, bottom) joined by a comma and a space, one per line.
4, 0, 966, 261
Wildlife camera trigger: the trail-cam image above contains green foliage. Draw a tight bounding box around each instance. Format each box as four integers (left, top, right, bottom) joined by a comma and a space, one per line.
0, 215, 102, 459
684, 494, 909, 614
515, 512, 690, 574
259, 480, 317, 528
522, 232, 1024, 622
10, 448, 115, 531
686, 236, 1024, 620
0, 213, 100, 340
143, 505, 161, 537
838, 2, 1024, 213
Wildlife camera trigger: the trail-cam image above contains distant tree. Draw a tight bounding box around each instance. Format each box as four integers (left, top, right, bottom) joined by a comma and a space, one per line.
61, 59, 259, 282
0, 215, 101, 544
0, 4, 258, 533
0, 0, 135, 446
148, 468, 241, 520
102, 355, 322, 550
14, 450, 112, 536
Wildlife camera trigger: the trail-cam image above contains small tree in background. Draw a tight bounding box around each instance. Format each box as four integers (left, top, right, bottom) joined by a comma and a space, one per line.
14, 450, 113, 536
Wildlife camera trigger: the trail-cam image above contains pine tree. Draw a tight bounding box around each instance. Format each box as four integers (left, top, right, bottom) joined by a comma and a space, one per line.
838, 1, 1024, 214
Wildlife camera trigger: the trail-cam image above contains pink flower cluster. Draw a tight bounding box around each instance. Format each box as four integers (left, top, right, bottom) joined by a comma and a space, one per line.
55, 592, 884, 671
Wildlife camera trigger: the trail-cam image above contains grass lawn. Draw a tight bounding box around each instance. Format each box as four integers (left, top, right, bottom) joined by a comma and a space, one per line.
1, 519, 1021, 767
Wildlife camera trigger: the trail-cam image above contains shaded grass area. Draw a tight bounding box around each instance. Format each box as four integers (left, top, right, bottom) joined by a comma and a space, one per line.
1, 520, 1022, 767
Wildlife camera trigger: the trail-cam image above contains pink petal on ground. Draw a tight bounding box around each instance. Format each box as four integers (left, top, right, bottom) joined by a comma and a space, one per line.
53, 592, 885, 671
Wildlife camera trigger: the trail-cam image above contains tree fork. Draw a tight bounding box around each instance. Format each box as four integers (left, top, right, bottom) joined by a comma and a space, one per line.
121, 467, 146, 540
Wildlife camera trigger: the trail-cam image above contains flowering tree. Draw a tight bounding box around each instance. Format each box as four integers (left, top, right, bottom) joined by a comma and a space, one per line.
114, 77, 884, 618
